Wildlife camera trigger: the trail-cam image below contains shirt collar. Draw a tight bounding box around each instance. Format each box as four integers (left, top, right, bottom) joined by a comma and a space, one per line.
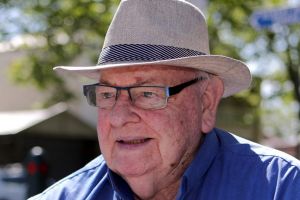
108, 169, 134, 200
178, 129, 220, 196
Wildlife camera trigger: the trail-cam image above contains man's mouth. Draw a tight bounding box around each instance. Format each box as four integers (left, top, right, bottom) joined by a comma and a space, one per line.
117, 138, 151, 145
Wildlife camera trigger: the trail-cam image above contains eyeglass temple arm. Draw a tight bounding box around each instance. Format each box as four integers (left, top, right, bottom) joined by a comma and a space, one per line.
168, 77, 205, 96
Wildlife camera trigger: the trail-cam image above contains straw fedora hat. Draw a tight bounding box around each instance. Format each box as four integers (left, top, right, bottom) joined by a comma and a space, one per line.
54, 0, 251, 97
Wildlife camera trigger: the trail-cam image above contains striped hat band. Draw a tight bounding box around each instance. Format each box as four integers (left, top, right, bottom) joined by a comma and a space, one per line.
98, 44, 206, 65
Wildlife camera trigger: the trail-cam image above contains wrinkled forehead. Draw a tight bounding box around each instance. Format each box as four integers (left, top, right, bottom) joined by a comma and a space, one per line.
99, 65, 206, 85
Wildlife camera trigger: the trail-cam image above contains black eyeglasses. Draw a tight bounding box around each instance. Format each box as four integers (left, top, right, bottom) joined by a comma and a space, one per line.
83, 77, 206, 110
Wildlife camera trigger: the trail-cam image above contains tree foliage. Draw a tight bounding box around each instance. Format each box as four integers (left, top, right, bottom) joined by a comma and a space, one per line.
208, 0, 300, 137
0, 0, 119, 106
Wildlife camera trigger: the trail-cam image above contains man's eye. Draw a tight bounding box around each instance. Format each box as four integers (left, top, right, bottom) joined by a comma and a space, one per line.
101, 92, 114, 99
143, 91, 156, 98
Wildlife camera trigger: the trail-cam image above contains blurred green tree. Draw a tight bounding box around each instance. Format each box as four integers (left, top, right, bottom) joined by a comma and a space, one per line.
208, 0, 300, 138
0, 0, 119, 106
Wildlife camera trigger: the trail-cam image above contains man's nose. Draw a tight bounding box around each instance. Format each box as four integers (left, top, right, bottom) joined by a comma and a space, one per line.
109, 90, 140, 127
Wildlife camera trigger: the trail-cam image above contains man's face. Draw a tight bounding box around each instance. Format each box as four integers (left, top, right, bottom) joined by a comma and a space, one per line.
97, 65, 208, 183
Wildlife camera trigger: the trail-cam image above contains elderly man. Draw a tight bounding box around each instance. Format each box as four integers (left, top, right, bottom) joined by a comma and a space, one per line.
30, 0, 300, 199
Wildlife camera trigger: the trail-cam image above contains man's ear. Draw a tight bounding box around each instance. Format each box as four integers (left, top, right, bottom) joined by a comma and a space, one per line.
201, 76, 224, 133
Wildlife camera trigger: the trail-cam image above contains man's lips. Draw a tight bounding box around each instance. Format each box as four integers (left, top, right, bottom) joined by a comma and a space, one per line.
116, 138, 152, 145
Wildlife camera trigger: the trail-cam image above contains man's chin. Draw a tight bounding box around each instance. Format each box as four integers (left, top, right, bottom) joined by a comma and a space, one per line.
109, 151, 159, 177
114, 164, 150, 178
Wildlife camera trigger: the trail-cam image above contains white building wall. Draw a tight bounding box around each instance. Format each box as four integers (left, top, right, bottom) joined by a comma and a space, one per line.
0, 50, 97, 128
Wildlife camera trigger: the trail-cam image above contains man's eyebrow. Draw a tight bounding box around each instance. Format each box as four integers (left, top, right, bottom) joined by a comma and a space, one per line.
99, 78, 157, 86
99, 80, 110, 85
135, 78, 157, 86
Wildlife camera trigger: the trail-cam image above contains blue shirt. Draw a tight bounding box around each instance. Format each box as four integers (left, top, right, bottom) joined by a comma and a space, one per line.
29, 128, 300, 200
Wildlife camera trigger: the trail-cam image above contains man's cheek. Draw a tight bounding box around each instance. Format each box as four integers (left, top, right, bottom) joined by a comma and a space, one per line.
97, 112, 110, 130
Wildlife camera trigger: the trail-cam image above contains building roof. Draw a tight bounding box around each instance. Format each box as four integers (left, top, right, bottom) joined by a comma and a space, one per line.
0, 103, 67, 135
0, 103, 97, 140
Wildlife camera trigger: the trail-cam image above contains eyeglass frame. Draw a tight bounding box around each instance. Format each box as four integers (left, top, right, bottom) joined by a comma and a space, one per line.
83, 76, 207, 110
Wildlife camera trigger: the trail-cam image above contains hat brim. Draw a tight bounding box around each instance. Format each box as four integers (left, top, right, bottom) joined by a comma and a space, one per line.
54, 55, 251, 97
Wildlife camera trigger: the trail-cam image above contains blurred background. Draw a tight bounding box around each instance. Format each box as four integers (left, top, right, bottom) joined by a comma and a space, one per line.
0, 0, 300, 199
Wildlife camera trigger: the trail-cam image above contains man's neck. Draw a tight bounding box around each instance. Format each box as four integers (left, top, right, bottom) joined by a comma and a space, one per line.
131, 177, 181, 200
